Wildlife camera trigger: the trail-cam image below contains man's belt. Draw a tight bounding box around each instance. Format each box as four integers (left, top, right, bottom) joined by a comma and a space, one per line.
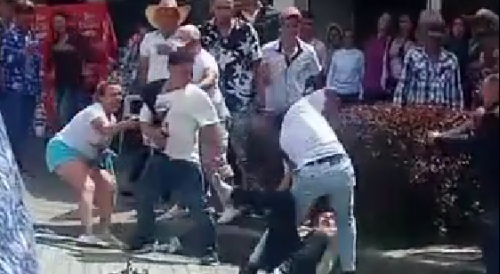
303, 154, 345, 168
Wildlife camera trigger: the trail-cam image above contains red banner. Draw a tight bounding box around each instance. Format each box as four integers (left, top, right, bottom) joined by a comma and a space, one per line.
34, 3, 118, 130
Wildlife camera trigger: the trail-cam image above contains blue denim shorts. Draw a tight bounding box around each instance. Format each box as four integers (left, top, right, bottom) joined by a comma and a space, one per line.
45, 138, 84, 172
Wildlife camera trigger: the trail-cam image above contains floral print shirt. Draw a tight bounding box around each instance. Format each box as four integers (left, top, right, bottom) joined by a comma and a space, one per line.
0, 113, 38, 274
199, 19, 262, 112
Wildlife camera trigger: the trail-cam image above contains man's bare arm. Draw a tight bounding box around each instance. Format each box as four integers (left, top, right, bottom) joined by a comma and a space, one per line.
140, 122, 166, 148
196, 68, 217, 94
138, 56, 149, 85
199, 123, 224, 172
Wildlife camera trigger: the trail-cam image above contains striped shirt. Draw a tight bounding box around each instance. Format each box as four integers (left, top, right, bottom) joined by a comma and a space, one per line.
393, 47, 464, 110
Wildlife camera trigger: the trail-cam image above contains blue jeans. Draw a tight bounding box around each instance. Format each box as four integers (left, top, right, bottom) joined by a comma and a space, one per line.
133, 153, 217, 252
249, 155, 357, 272
56, 87, 91, 126
0, 93, 37, 163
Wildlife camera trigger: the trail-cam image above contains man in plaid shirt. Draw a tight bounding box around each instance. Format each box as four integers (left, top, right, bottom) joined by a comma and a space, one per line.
394, 10, 464, 110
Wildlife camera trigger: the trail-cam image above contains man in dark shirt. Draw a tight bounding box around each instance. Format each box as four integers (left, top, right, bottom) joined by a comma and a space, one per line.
430, 74, 499, 274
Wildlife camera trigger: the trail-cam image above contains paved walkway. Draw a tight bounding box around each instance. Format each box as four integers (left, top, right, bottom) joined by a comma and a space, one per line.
24, 140, 241, 274
23, 138, 483, 274
37, 243, 238, 274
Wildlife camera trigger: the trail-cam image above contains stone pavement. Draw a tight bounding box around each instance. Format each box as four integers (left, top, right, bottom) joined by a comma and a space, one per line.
37, 243, 238, 274
23, 138, 484, 274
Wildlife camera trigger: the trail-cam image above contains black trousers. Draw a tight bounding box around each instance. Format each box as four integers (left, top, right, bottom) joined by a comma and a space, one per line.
232, 190, 329, 273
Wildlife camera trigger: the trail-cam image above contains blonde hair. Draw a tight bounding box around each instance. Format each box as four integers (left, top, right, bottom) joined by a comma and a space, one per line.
93, 74, 122, 102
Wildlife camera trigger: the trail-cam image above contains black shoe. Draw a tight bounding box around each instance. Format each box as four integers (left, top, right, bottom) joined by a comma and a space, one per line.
238, 264, 258, 274
125, 237, 155, 253
200, 249, 219, 266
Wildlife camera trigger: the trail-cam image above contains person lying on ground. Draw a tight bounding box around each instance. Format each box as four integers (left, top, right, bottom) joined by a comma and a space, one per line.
232, 189, 337, 274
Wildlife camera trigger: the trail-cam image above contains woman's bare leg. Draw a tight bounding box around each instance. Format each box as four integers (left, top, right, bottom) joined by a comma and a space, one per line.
91, 169, 116, 232
55, 160, 95, 235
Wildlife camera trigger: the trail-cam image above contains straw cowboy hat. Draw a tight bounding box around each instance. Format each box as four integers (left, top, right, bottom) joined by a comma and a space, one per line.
145, 0, 191, 29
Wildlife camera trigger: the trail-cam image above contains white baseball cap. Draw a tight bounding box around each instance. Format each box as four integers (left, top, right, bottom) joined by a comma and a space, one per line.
170, 24, 201, 47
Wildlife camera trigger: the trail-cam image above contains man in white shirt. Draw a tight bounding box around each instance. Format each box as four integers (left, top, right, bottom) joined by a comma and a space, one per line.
258, 7, 322, 113
129, 51, 225, 266
242, 89, 357, 274
171, 24, 242, 224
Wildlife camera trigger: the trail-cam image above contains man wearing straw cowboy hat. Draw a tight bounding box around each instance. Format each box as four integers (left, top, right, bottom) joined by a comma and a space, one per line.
138, 0, 190, 85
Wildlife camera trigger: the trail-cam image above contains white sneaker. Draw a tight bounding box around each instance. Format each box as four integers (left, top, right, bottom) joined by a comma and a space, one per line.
217, 205, 242, 224
96, 232, 124, 249
164, 205, 190, 220
76, 234, 109, 247
156, 237, 182, 254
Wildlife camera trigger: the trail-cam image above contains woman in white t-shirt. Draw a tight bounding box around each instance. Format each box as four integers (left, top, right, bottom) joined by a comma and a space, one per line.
45, 81, 138, 246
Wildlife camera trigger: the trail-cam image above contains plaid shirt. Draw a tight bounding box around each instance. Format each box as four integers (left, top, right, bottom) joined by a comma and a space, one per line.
393, 47, 464, 110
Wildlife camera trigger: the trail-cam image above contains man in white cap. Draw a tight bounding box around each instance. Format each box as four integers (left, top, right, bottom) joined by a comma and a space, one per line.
130, 50, 225, 266
171, 24, 242, 224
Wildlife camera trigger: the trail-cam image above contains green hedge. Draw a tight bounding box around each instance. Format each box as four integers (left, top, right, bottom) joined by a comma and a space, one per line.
336, 104, 480, 248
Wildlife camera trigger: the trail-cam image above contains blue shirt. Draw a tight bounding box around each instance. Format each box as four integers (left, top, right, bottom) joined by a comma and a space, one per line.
326, 48, 365, 97
0, 113, 38, 274
0, 24, 40, 96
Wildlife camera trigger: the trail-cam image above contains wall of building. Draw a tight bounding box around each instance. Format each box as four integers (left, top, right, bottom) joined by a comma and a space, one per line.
309, 0, 353, 40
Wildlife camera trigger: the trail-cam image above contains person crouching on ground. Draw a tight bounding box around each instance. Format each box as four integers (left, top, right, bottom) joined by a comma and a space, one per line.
45, 80, 138, 246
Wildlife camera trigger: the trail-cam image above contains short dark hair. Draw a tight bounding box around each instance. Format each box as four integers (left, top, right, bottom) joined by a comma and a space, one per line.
300, 10, 314, 20
168, 50, 194, 66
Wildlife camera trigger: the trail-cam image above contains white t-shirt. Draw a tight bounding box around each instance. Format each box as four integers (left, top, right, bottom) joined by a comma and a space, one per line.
279, 95, 346, 169
140, 31, 175, 83
139, 84, 219, 162
192, 48, 230, 120
56, 103, 116, 160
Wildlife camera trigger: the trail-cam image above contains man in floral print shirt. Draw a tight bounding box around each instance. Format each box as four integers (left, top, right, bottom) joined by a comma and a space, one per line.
199, 0, 262, 191
0, 113, 38, 274
0, 0, 31, 168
